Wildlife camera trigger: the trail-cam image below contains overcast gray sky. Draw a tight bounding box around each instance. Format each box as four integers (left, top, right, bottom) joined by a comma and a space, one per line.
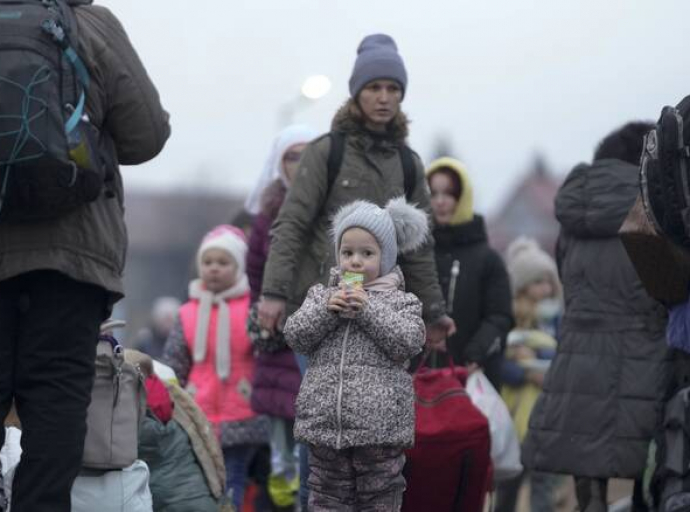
99, 0, 690, 213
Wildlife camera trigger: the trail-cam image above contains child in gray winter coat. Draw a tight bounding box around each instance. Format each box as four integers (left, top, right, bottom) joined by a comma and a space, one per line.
284, 197, 428, 511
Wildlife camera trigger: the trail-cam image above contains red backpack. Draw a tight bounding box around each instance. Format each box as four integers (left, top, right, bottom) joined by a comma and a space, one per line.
403, 355, 492, 512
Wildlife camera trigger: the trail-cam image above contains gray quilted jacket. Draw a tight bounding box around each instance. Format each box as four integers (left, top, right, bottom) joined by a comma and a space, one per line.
284, 267, 425, 449
522, 159, 673, 478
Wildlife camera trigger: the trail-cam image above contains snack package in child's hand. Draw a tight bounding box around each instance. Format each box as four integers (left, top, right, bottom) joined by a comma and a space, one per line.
342, 271, 364, 290
340, 271, 364, 318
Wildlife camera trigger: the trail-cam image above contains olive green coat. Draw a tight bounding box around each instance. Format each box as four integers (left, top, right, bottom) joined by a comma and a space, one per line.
262, 102, 444, 321
0, 2, 170, 301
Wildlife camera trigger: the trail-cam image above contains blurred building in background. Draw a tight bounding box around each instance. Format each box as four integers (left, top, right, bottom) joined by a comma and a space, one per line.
487, 155, 563, 257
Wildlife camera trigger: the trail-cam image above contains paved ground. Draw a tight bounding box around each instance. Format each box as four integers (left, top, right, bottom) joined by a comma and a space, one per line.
488, 477, 635, 512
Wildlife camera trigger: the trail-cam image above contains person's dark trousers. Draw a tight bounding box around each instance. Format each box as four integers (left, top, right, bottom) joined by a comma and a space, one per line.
495, 472, 524, 512
575, 477, 607, 512
631, 479, 649, 512
248, 443, 273, 512
0, 271, 108, 512
295, 352, 310, 511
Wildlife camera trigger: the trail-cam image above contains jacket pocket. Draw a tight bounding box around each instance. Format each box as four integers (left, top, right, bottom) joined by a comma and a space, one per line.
325, 177, 369, 213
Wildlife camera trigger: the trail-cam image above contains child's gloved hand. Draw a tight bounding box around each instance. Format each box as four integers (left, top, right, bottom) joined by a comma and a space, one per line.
328, 290, 350, 313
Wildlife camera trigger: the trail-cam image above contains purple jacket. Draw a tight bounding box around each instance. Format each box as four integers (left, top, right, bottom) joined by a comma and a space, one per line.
247, 180, 286, 303
247, 179, 301, 418
248, 212, 273, 304
669, 298, 690, 354
251, 350, 302, 419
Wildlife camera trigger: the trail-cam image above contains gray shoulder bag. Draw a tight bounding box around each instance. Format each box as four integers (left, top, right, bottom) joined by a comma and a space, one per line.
82, 321, 146, 469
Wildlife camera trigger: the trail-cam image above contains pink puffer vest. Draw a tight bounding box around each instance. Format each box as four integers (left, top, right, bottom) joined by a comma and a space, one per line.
178, 294, 257, 424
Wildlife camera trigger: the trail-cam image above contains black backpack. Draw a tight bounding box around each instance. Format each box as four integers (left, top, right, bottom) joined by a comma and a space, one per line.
0, 0, 105, 223
325, 131, 417, 201
640, 96, 690, 248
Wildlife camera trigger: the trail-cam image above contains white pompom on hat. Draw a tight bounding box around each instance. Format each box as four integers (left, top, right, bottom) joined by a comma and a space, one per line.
332, 197, 429, 275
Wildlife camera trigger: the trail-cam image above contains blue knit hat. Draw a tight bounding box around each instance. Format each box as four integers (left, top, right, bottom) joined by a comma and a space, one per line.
332, 197, 429, 276
349, 34, 408, 99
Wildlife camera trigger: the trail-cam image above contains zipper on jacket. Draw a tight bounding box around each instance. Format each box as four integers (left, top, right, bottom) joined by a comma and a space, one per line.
447, 260, 460, 314
335, 320, 352, 449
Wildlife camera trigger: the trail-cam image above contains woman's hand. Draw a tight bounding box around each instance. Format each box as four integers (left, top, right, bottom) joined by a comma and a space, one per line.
425, 315, 457, 351
467, 362, 481, 374
258, 296, 287, 336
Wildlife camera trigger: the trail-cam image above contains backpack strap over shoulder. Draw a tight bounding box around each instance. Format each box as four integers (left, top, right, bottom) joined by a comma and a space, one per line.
399, 144, 416, 201
41, 0, 89, 134
326, 131, 346, 198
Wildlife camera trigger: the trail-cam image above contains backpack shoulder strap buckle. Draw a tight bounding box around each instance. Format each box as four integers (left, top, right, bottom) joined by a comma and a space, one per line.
41, 18, 67, 47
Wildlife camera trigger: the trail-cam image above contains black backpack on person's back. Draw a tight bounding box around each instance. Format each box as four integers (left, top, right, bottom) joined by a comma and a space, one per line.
0, 0, 106, 223
325, 131, 417, 201
640, 95, 690, 249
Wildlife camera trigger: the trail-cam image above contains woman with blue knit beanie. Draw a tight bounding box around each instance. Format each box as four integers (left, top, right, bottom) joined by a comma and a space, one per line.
258, 33, 456, 510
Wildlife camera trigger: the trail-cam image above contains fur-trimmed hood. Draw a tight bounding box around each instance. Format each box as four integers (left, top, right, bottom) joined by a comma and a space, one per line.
331, 99, 409, 145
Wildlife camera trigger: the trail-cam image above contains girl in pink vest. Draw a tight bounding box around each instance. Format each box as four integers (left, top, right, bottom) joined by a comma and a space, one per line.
163, 225, 270, 510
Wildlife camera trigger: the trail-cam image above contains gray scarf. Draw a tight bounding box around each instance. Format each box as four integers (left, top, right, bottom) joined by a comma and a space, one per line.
188, 276, 249, 381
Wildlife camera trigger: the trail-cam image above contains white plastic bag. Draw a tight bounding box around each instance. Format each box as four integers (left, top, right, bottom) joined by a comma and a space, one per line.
153, 360, 178, 385
1, 429, 153, 512
466, 371, 523, 481
71, 460, 153, 512
0, 427, 22, 511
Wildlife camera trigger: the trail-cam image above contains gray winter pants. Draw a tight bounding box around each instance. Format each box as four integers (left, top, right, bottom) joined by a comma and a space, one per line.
307, 445, 406, 511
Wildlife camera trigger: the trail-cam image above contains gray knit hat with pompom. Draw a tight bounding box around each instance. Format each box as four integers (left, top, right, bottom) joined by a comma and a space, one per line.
332, 197, 429, 276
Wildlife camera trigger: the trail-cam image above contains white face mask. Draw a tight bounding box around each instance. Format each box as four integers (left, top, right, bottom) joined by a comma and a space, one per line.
536, 298, 561, 321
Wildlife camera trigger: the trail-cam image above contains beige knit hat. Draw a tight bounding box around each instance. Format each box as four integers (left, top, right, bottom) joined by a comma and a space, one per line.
505, 237, 561, 299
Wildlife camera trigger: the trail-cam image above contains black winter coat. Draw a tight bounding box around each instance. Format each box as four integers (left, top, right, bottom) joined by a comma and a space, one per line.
522, 159, 673, 478
430, 215, 514, 387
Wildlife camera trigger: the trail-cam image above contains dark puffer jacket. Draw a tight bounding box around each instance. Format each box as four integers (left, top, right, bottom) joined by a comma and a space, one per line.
284, 268, 425, 449
431, 215, 513, 387
522, 159, 673, 478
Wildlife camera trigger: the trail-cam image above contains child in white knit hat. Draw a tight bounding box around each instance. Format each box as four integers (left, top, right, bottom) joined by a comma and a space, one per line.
283, 197, 428, 511
496, 236, 562, 512
162, 225, 269, 510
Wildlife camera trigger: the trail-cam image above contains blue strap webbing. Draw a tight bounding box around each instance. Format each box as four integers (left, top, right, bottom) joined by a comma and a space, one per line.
63, 45, 89, 133
40, 14, 91, 134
